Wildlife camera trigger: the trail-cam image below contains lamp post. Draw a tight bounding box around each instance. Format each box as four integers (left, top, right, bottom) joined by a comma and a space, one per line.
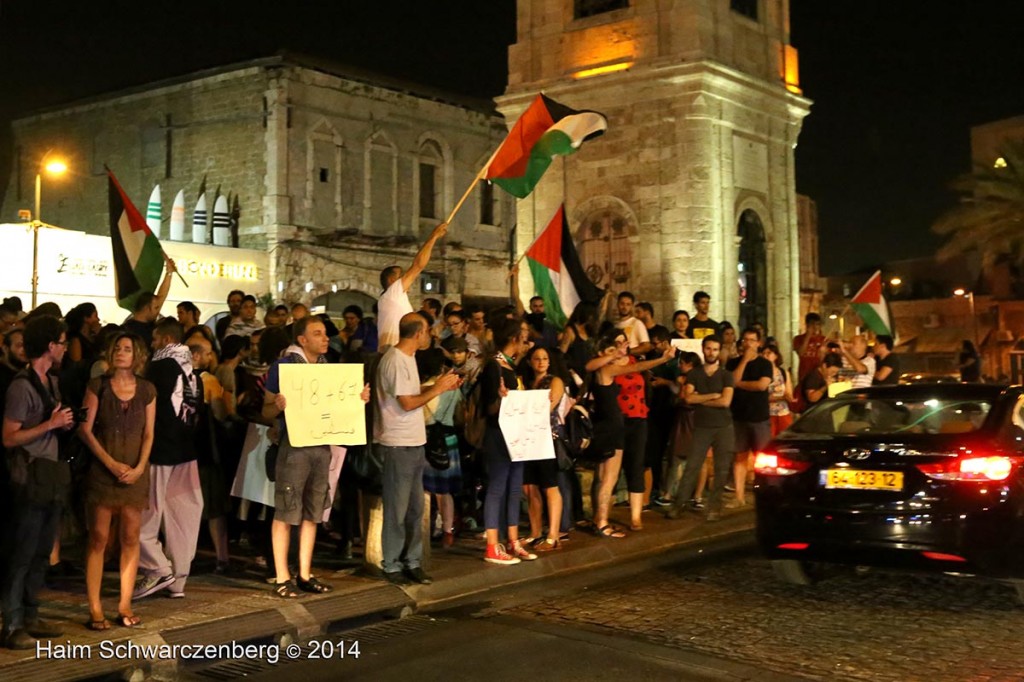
953, 288, 978, 348
31, 152, 68, 308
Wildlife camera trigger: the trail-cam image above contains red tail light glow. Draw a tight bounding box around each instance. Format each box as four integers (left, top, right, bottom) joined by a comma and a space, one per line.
754, 451, 811, 476
777, 543, 809, 550
915, 455, 1019, 482
921, 552, 967, 562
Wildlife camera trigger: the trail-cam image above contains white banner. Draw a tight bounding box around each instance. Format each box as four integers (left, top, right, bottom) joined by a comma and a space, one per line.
498, 389, 555, 462
670, 338, 703, 355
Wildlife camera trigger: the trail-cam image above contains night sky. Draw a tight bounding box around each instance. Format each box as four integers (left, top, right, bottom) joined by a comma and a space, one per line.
1, 0, 1021, 275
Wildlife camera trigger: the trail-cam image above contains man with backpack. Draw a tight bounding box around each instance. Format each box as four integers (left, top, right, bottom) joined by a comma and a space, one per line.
134, 318, 204, 600
1, 315, 74, 649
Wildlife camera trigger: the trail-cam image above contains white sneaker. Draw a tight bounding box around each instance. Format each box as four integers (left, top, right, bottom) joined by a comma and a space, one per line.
133, 573, 174, 599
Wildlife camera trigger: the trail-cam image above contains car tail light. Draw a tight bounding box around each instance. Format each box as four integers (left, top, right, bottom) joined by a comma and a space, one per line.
754, 451, 811, 476
921, 551, 967, 562
777, 542, 809, 550
915, 455, 1020, 481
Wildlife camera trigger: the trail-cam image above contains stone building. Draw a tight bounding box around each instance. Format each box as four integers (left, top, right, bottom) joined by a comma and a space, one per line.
502, 0, 810, 346
1, 55, 516, 314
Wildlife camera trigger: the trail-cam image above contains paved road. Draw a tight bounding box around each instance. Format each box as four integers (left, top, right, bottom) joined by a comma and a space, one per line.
513, 556, 1024, 682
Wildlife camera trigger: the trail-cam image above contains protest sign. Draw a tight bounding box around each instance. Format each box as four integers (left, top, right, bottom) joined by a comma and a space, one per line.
498, 389, 555, 462
280, 364, 367, 447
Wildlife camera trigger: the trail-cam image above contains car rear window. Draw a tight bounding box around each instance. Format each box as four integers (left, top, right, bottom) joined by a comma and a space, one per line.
788, 397, 993, 436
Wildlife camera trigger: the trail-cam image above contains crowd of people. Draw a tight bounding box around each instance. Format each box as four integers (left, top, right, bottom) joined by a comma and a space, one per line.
0, 221, 910, 649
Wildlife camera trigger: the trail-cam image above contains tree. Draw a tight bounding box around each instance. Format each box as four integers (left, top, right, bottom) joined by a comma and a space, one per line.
933, 140, 1024, 269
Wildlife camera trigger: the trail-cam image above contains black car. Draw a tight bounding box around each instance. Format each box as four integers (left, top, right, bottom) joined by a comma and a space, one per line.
754, 383, 1024, 597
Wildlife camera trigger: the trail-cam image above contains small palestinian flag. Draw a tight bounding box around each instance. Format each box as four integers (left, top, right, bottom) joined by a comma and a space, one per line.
486, 94, 607, 199
108, 170, 165, 312
850, 270, 895, 338
525, 205, 603, 327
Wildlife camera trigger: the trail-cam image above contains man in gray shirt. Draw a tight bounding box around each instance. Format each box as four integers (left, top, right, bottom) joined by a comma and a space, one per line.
375, 313, 459, 585
667, 334, 735, 522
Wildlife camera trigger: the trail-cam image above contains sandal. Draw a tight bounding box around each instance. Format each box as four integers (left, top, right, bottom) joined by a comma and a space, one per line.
273, 580, 303, 599
630, 523, 644, 531
117, 614, 142, 628
87, 618, 111, 631
595, 524, 626, 539
575, 519, 594, 532
296, 576, 333, 594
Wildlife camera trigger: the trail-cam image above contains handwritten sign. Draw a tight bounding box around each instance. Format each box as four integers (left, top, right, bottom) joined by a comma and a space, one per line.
828, 380, 853, 398
670, 339, 703, 356
280, 364, 367, 447
498, 390, 555, 462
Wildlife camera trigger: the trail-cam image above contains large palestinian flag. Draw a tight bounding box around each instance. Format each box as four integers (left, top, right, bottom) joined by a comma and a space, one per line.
108, 170, 166, 312
486, 94, 607, 199
850, 270, 894, 338
525, 205, 603, 327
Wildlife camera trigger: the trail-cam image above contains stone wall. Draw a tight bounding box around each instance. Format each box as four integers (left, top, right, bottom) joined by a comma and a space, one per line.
4, 67, 269, 248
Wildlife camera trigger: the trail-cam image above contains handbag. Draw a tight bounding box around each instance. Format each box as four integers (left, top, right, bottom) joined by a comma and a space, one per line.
553, 436, 574, 472
425, 423, 452, 470
264, 442, 279, 482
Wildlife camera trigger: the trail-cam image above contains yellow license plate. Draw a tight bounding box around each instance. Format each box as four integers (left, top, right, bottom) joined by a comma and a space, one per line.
824, 469, 903, 491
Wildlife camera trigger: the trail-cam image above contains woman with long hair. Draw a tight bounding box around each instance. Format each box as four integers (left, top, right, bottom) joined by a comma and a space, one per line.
586, 331, 674, 537
763, 343, 794, 437
518, 346, 569, 551
79, 333, 155, 630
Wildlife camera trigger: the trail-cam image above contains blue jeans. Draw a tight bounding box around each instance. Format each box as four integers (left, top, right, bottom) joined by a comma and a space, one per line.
379, 445, 426, 574
483, 427, 524, 532
2, 499, 63, 634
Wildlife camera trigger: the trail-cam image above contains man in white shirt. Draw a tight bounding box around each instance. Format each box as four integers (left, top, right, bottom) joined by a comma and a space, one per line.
377, 222, 448, 350
375, 313, 460, 585
614, 291, 652, 356
839, 334, 876, 389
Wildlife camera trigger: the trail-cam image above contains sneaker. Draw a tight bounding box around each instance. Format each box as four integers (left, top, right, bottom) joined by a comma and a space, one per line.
133, 573, 174, 599
690, 498, 706, 510
534, 538, 562, 552
24, 619, 63, 638
403, 567, 433, 585
167, 590, 186, 599
383, 571, 412, 586
724, 484, 736, 493
509, 540, 538, 561
484, 543, 521, 565
653, 496, 673, 507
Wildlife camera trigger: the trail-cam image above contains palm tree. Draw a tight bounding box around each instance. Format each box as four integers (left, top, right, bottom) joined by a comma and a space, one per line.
933, 139, 1024, 269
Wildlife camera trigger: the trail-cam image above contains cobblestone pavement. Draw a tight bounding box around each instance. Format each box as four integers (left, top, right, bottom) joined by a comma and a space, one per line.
512, 555, 1024, 682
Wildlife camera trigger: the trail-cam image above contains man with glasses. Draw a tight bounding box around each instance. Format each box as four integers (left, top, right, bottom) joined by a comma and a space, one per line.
1, 316, 74, 649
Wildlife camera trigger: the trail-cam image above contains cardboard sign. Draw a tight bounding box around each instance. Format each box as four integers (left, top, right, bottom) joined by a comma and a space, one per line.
280, 364, 367, 447
670, 338, 703, 356
498, 389, 555, 462
828, 380, 853, 398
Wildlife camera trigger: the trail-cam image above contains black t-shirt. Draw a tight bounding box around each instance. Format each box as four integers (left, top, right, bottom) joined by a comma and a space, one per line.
800, 370, 828, 405
478, 358, 519, 428
959, 351, 980, 382
686, 366, 734, 429
687, 318, 719, 340
146, 358, 203, 465
123, 318, 156, 343
876, 354, 900, 385
725, 356, 773, 423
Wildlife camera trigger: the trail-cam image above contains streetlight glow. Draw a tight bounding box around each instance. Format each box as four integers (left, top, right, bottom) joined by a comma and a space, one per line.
44, 160, 68, 175
953, 288, 966, 297
890, 277, 902, 286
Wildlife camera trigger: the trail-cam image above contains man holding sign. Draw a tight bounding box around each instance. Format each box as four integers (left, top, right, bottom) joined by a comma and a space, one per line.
262, 317, 370, 598
375, 313, 460, 586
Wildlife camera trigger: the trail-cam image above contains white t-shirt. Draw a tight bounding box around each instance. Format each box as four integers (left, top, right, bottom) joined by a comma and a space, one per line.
616, 316, 650, 349
842, 354, 877, 389
373, 346, 426, 447
376, 280, 413, 351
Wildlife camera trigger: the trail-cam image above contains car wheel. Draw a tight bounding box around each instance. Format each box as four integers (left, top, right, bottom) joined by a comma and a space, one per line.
772, 559, 815, 585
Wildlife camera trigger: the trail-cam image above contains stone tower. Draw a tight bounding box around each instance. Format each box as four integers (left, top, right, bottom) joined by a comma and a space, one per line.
498, 0, 811, 346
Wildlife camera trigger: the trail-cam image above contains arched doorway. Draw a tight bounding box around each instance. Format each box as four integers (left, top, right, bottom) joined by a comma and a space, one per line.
737, 209, 767, 331
572, 198, 639, 293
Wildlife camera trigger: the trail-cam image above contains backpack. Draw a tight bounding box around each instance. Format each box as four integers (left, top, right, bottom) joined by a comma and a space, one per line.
461, 380, 487, 450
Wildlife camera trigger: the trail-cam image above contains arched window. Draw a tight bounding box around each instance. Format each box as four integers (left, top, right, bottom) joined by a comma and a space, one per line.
417, 139, 444, 220
364, 129, 398, 235
737, 209, 767, 330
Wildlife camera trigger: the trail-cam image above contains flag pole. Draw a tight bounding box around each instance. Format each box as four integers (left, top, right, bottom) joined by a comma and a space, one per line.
444, 157, 493, 225
163, 250, 190, 288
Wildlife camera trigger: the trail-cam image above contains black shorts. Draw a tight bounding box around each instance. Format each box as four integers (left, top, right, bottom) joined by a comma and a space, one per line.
523, 457, 559, 489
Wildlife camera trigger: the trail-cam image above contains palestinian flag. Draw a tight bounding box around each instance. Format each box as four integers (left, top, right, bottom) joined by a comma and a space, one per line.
525, 205, 603, 327
108, 170, 166, 312
850, 270, 894, 338
486, 94, 607, 199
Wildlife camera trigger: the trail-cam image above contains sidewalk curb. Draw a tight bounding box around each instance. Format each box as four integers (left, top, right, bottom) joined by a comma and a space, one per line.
2, 512, 754, 681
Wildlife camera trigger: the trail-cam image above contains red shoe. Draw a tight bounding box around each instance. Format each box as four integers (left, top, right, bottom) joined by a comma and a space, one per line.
442, 531, 455, 549
484, 543, 521, 565
509, 540, 538, 561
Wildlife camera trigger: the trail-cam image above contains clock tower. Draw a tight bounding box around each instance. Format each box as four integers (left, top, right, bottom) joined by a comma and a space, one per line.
499, 0, 810, 342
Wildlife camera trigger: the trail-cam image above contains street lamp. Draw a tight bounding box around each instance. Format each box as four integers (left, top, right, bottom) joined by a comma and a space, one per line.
32, 151, 68, 308
953, 288, 978, 348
